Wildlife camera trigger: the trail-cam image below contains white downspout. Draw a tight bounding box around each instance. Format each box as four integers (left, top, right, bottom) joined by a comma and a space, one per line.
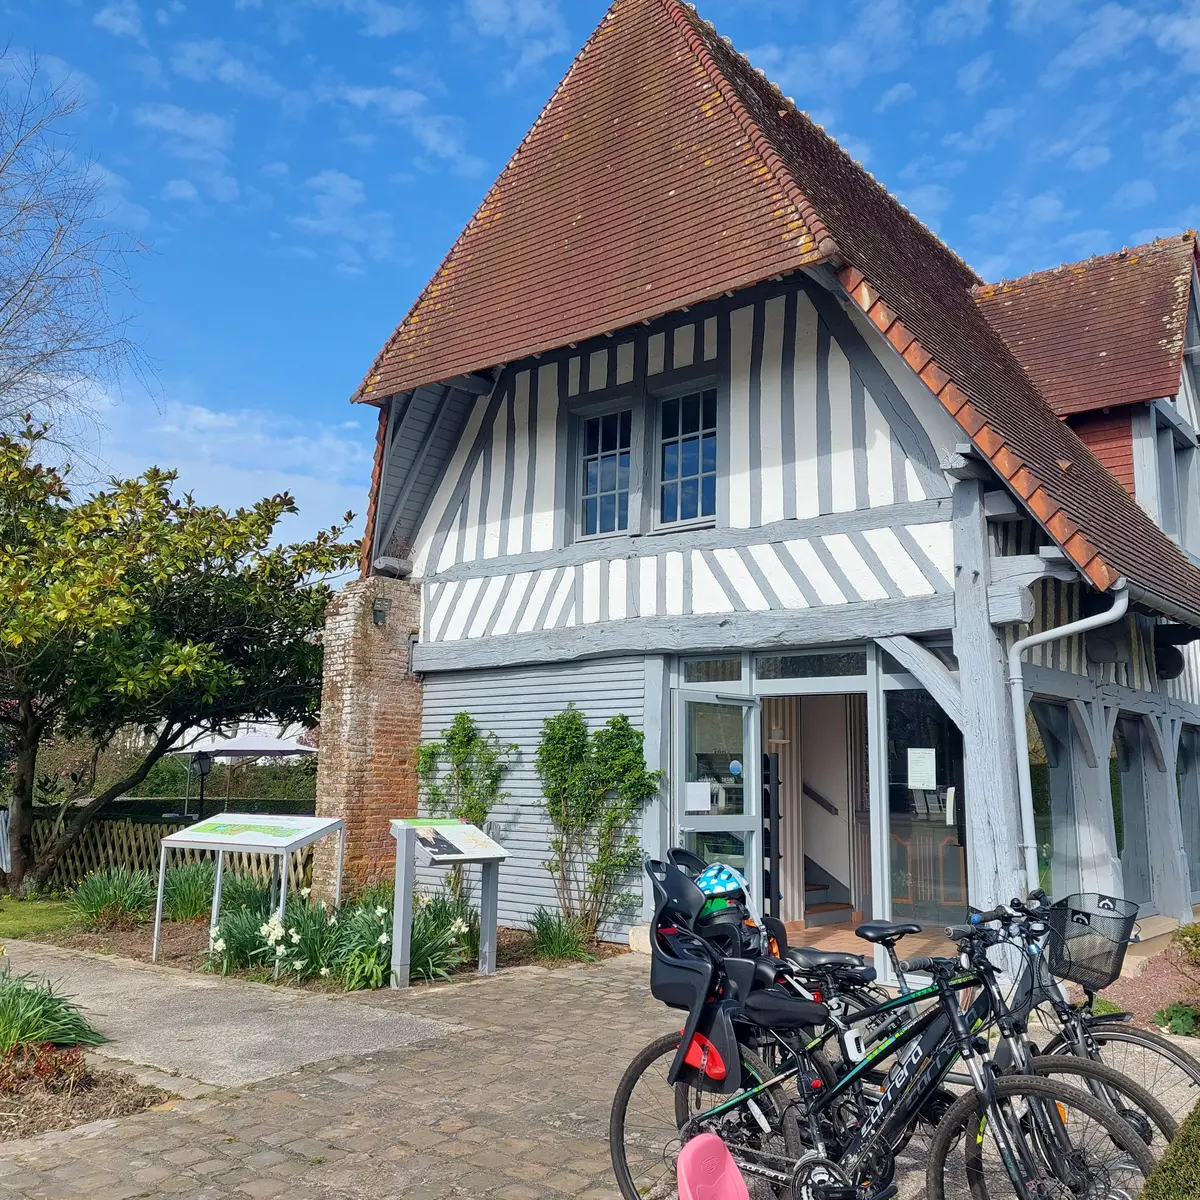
1008, 579, 1130, 896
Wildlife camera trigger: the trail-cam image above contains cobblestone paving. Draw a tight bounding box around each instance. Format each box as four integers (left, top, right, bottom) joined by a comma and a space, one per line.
0, 955, 668, 1200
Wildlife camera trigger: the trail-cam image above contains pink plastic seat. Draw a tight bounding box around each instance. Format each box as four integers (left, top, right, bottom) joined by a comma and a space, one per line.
675, 1132, 751, 1200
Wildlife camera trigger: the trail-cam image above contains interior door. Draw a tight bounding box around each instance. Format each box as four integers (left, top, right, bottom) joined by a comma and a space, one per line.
674, 691, 762, 908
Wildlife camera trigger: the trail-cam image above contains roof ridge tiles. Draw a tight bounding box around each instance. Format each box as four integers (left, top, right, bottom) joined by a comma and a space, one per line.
974, 230, 1197, 297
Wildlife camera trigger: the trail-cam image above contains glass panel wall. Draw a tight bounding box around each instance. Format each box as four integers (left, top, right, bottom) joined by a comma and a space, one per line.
682, 657, 742, 684
757, 651, 867, 680
1178, 726, 1200, 899
885, 688, 967, 924
684, 702, 746, 816
1029, 702, 1080, 898
1111, 716, 1153, 908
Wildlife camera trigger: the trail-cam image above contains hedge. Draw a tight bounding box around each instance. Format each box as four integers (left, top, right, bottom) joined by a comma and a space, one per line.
1141, 1096, 1200, 1200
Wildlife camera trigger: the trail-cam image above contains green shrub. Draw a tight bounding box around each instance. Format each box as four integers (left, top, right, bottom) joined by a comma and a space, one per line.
1141, 1096, 1200, 1199
423, 886, 480, 961
1089, 995, 1125, 1017
206, 906, 273, 976
0, 970, 105, 1052
164, 862, 215, 922
220, 872, 271, 918
1154, 1000, 1200, 1037
335, 900, 395, 990
276, 898, 344, 982
529, 906, 593, 962
69, 867, 154, 929
1172, 923, 1200, 966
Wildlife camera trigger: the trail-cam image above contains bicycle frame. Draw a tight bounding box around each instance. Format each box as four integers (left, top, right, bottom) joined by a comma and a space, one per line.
686, 971, 991, 1175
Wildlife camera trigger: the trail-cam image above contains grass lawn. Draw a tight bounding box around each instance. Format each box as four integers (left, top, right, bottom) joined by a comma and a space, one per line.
0, 898, 76, 939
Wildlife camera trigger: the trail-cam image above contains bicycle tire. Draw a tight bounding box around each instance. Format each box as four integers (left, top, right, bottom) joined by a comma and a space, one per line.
925, 1073, 1156, 1200
609, 1032, 799, 1200
1028, 1055, 1176, 1156
1043, 1020, 1200, 1126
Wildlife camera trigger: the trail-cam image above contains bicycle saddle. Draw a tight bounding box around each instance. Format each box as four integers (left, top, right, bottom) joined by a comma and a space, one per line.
855, 921, 922, 945
786, 946, 866, 970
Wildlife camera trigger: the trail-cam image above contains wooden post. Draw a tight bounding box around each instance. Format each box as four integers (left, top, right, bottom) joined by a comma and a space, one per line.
951, 478, 1025, 908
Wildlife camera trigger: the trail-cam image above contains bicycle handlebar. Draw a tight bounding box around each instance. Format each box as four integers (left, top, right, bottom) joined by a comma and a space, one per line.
898, 955, 950, 974
968, 906, 1009, 925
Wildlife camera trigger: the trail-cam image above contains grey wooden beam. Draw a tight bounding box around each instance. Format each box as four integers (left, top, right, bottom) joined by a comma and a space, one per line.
1140, 712, 1168, 773
413, 594, 955, 672
987, 582, 1035, 625
420, 498, 950, 582
983, 489, 1023, 521
375, 385, 456, 558
443, 371, 496, 396
989, 554, 1078, 585
875, 635, 963, 728
950, 476, 1025, 907
1065, 698, 1101, 769
940, 451, 993, 481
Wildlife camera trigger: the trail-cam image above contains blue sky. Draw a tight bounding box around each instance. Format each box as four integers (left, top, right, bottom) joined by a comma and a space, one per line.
14, 0, 1200, 543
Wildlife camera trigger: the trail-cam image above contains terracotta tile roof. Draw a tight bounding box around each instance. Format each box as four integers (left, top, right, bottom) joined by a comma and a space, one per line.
358, 0, 1200, 622
974, 235, 1197, 417
354, 0, 833, 403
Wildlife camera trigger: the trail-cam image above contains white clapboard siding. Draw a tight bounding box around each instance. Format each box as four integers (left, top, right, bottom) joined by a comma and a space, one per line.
406, 279, 948, 580
419, 658, 647, 932
423, 522, 954, 643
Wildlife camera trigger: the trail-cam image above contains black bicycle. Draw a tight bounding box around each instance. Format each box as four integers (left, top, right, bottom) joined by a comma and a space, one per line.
611, 860, 1156, 1200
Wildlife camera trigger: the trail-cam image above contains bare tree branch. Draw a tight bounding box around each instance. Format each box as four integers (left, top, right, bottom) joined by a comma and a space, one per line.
0, 52, 146, 450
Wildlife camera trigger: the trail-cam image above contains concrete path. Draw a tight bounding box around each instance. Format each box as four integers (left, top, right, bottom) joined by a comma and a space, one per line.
4, 939, 457, 1088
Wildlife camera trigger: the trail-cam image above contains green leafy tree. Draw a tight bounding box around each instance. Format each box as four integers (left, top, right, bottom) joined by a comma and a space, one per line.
417, 713, 516, 893
0, 423, 359, 891
535, 705, 661, 940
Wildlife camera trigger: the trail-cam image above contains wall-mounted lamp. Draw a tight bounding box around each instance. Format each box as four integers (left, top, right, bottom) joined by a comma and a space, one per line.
767, 727, 789, 745
372, 596, 391, 627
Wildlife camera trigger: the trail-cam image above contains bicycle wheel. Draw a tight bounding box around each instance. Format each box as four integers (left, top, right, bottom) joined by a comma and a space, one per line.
1045, 1020, 1200, 1129
1029, 1055, 1176, 1161
609, 1032, 799, 1200
926, 1074, 1155, 1200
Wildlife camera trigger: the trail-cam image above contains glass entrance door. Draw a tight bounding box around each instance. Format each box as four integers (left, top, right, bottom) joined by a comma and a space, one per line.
675, 693, 762, 906
884, 688, 967, 925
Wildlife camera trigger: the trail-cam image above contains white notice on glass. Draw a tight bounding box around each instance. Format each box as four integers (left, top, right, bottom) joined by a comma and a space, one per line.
907, 748, 937, 791
684, 781, 713, 813
945, 785, 957, 827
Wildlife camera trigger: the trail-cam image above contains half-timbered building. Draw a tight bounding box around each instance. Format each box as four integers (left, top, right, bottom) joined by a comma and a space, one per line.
315, 0, 1200, 962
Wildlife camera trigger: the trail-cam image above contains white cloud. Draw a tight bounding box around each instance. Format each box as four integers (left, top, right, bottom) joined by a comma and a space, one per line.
170, 40, 284, 99
968, 190, 1078, 276
133, 103, 240, 202
875, 81, 915, 112
1068, 144, 1110, 170
89, 163, 151, 230
93, 391, 372, 550
1146, 94, 1200, 164
897, 183, 954, 227
745, 0, 915, 101
162, 178, 199, 201
1042, 3, 1145, 87
94, 1, 144, 40
290, 169, 395, 273
1110, 179, 1156, 209
955, 51, 995, 95
338, 85, 484, 175
306, 0, 418, 37
942, 106, 1017, 153
467, 0, 570, 78
925, 0, 990, 44
1154, 4, 1200, 72
1007, 0, 1080, 30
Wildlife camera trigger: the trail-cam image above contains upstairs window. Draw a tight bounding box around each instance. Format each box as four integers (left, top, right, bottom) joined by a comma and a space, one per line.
660, 388, 717, 525
580, 409, 632, 536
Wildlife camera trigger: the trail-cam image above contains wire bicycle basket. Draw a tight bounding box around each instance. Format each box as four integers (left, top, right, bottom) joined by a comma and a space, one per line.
1044, 893, 1139, 992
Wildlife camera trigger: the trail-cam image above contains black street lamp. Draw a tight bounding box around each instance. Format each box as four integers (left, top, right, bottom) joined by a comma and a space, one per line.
191, 751, 213, 822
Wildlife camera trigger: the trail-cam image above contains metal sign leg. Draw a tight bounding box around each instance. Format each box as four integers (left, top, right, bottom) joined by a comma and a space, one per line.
479, 860, 499, 975
209, 850, 225, 951
333, 827, 345, 909
274, 853, 289, 980
151, 844, 168, 963
390, 825, 416, 988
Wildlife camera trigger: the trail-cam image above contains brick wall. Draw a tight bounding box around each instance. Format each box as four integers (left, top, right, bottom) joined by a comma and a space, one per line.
312, 576, 422, 898
1068, 408, 1135, 495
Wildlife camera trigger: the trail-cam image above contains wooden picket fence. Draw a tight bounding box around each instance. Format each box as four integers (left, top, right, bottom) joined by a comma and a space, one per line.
31, 818, 313, 892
